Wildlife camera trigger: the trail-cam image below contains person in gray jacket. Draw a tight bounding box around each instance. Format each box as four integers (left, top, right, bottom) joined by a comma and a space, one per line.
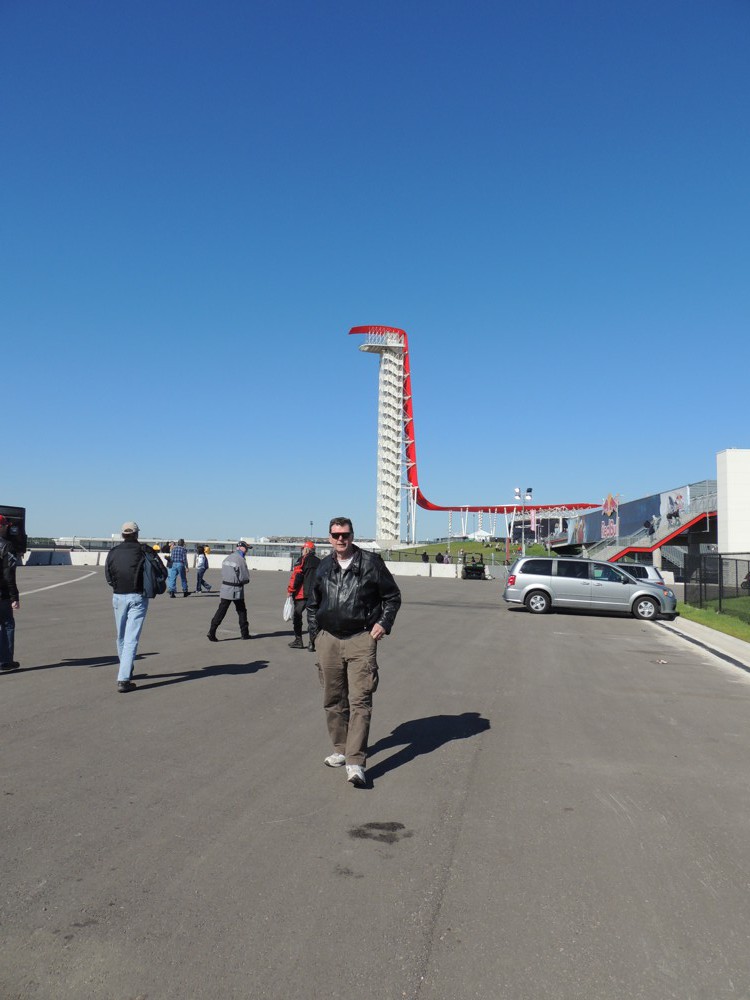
207, 541, 252, 641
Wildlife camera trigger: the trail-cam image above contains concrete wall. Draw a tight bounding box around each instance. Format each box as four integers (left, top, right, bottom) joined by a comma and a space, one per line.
247, 556, 292, 573
385, 561, 430, 577
204, 554, 292, 573
24, 550, 100, 566
718, 449, 750, 553
430, 563, 459, 579
21, 550, 496, 581
69, 552, 100, 566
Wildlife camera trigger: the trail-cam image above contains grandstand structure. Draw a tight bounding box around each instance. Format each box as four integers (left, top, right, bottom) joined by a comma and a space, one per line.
351, 326, 598, 544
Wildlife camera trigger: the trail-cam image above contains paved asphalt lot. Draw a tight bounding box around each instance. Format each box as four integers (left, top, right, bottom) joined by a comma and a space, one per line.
3, 567, 750, 1000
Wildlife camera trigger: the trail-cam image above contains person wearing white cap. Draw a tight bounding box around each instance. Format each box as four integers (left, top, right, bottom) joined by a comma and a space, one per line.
104, 521, 150, 693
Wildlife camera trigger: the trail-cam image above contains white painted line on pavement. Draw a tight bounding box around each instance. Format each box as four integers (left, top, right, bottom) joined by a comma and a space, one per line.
20, 571, 98, 596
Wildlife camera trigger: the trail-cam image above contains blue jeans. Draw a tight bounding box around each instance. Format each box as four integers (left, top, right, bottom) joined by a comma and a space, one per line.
167, 563, 188, 594
112, 593, 149, 682
0, 598, 15, 664
196, 568, 210, 591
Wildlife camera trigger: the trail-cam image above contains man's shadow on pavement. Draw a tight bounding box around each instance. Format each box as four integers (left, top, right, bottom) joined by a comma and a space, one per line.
132, 660, 269, 690
366, 712, 490, 782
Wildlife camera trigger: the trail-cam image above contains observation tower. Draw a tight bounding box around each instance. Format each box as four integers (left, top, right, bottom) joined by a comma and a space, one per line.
353, 327, 405, 542
351, 325, 598, 545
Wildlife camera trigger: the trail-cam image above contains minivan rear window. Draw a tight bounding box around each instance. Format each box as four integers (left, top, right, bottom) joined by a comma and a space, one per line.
621, 565, 645, 578
520, 559, 552, 575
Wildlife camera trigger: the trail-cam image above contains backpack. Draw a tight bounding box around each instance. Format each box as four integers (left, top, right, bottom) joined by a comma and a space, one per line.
142, 546, 168, 597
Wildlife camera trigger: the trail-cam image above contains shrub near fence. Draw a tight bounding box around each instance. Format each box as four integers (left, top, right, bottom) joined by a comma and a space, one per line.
684, 553, 750, 624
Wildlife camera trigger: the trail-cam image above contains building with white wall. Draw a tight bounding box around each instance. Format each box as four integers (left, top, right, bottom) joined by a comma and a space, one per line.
717, 449, 750, 554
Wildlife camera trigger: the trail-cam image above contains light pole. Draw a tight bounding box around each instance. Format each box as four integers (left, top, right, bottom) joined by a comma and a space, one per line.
309, 520, 313, 541
514, 486, 533, 557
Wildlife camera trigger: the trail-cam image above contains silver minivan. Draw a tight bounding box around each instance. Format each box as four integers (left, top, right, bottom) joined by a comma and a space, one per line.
502, 556, 677, 621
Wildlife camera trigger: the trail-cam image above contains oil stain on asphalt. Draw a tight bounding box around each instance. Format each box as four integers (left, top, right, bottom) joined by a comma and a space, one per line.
348, 822, 413, 845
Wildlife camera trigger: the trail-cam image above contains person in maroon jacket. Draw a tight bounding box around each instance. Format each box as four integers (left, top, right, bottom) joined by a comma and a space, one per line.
287, 541, 320, 650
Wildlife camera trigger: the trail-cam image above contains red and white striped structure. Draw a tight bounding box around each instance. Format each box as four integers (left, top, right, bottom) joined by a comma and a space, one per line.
351, 325, 598, 544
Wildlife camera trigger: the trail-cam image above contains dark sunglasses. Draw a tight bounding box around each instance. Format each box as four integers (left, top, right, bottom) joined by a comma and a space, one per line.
330, 531, 352, 540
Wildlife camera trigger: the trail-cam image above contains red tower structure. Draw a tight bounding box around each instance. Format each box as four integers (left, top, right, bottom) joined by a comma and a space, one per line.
351, 325, 598, 543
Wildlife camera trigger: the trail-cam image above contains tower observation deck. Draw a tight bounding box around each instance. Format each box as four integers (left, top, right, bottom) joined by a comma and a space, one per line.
351, 325, 598, 545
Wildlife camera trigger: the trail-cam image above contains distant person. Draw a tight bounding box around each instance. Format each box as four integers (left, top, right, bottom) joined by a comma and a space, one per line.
443, 551, 451, 564
167, 538, 190, 597
207, 541, 252, 641
308, 516, 401, 788
421, 551, 429, 564
435, 551, 444, 564
666, 497, 677, 523
0, 514, 20, 672
195, 545, 211, 593
287, 540, 320, 650
105, 521, 168, 693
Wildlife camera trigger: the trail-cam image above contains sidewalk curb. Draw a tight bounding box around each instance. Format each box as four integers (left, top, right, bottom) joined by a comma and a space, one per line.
657, 621, 750, 675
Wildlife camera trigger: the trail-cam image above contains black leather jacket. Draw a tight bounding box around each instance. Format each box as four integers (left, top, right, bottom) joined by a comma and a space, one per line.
307, 546, 401, 639
105, 540, 145, 594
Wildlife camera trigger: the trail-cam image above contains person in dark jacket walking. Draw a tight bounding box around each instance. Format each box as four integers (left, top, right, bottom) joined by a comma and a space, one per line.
0, 514, 21, 672
104, 521, 151, 693
287, 540, 320, 650
207, 541, 252, 641
307, 516, 401, 787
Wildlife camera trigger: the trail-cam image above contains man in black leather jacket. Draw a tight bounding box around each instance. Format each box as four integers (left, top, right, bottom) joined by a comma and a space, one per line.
307, 516, 401, 787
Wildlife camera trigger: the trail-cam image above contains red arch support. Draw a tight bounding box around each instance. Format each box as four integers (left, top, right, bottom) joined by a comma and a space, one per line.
350, 325, 598, 516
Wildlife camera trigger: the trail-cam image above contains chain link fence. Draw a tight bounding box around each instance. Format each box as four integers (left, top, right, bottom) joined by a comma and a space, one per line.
684, 553, 750, 624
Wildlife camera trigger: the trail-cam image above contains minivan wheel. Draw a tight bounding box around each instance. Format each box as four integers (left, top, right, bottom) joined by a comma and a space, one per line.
526, 590, 551, 614
633, 597, 658, 621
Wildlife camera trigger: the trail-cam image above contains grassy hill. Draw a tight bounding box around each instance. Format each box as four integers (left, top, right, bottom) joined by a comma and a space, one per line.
383, 540, 550, 563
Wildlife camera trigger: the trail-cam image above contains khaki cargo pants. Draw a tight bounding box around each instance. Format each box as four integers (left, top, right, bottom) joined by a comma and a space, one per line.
316, 629, 379, 766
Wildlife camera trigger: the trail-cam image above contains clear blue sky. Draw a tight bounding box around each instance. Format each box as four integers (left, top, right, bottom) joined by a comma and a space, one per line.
3, 1, 748, 540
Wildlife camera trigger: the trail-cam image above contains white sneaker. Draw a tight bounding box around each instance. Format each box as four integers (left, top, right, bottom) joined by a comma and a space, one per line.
346, 764, 366, 787
324, 752, 346, 767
